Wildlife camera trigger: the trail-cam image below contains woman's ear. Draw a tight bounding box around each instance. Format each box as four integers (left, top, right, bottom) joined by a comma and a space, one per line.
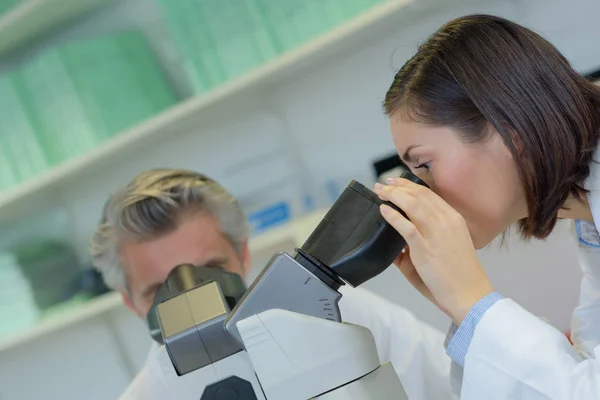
499, 124, 524, 159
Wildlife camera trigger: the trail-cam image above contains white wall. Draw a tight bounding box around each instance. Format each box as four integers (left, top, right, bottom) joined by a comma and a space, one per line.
1, 0, 599, 398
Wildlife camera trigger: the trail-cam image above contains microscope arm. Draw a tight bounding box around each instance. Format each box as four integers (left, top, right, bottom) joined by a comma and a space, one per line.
237, 308, 407, 400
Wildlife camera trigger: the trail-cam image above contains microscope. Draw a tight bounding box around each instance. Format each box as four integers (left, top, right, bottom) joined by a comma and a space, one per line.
147, 169, 426, 399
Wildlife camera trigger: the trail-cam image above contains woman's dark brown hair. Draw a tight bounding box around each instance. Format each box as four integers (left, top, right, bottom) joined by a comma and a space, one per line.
384, 14, 600, 239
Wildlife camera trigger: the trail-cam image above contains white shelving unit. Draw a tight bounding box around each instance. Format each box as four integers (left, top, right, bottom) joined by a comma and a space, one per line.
0, 291, 121, 353
0, 0, 415, 223
0, 0, 119, 56
0, 208, 328, 354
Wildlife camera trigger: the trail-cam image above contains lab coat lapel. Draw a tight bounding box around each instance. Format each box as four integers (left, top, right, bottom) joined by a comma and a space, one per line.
570, 145, 600, 357
585, 146, 600, 227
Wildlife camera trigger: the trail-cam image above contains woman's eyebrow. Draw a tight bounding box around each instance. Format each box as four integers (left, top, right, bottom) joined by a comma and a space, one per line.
402, 144, 422, 163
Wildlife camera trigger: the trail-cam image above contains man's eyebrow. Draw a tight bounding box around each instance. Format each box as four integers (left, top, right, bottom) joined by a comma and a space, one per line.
402, 145, 422, 163
200, 257, 228, 268
141, 258, 229, 297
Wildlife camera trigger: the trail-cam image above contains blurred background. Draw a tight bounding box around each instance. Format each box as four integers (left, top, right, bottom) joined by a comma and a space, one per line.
0, 0, 598, 398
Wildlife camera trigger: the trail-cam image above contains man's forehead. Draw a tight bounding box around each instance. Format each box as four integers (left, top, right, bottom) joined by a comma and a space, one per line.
137, 257, 229, 297
122, 237, 231, 277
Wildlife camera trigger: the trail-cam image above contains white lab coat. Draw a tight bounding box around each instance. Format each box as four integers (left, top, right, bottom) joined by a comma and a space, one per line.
117, 285, 457, 400
454, 155, 600, 399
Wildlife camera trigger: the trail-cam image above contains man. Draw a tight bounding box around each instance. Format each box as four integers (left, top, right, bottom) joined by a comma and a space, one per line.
91, 168, 456, 399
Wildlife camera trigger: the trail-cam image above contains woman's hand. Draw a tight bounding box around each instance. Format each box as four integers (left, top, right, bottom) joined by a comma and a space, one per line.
374, 178, 495, 325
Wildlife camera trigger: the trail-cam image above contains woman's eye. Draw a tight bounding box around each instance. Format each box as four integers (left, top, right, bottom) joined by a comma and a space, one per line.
415, 161, 431, 170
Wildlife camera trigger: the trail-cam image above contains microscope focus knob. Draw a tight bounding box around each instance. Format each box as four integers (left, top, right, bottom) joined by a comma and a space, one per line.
200, 376, 258, 400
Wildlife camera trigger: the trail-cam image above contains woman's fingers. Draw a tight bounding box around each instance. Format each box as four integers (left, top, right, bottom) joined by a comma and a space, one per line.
394, 251, 423, 291
376, 179, 462, 236
380, 204, 426, 255
375, 182, 434, 229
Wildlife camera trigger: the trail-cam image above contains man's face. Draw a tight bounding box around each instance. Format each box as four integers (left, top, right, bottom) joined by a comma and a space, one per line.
119, 211, 250, 317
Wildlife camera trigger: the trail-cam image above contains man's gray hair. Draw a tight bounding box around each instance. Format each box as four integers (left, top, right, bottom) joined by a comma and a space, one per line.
90, 169, 250, 292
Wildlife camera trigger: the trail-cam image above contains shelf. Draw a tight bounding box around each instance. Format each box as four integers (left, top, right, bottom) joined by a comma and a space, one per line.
0, 0, 118, 56
0, 0, 415, 223
0, 208, 328, 353
248, 209, 327, 254
0, 291, 122, 353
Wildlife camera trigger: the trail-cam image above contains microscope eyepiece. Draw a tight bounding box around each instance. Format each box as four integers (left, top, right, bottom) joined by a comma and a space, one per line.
297, 167, 428, 287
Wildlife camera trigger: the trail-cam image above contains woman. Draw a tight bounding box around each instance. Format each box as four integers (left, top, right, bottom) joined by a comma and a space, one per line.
376, 14, 600, 398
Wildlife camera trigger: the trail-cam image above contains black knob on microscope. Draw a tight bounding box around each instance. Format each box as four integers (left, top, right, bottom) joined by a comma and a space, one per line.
200, 376, 258, 400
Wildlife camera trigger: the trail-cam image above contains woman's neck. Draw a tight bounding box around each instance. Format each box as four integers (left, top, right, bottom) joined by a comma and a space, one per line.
558, 195, 594, 222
